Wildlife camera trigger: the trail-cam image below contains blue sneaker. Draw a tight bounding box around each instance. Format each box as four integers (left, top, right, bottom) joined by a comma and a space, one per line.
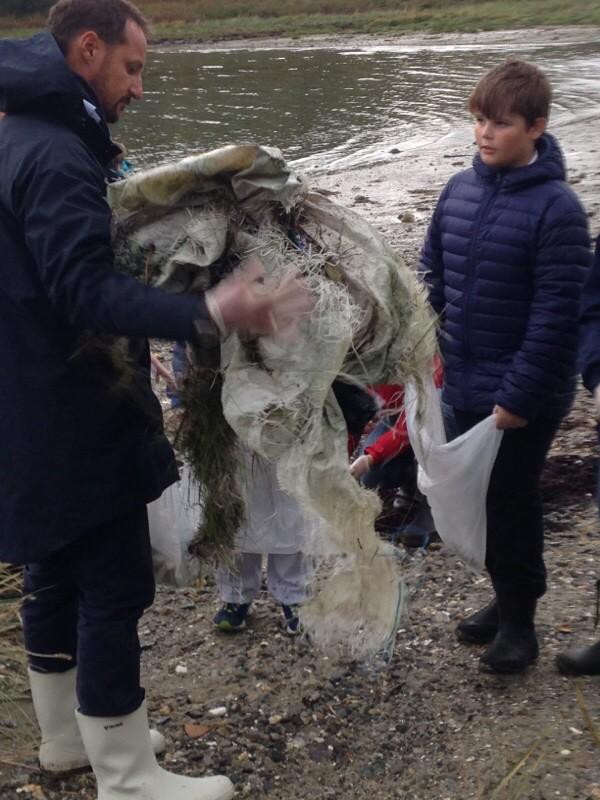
281, 604, 302, 636
213, 603, 250, 631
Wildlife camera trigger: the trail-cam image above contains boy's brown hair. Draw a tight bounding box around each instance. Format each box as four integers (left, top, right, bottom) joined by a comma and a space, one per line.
48, 0, 149, 54
468, 59, 552, 126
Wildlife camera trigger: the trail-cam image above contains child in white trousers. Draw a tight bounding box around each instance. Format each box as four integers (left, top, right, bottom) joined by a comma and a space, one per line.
214, 454, 312, 635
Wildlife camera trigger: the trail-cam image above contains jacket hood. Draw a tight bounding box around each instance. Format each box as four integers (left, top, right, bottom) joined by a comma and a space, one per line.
0, 31, 120, 166
473, 132, 566, 189
0, 31, 82, 112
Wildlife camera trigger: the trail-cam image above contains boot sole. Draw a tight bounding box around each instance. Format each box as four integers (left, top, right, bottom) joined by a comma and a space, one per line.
456, 628, 498, 645
555, 656, 600, 677
214, 620, 246, 632
40, 727, 165, 773
479, 652, 538, 674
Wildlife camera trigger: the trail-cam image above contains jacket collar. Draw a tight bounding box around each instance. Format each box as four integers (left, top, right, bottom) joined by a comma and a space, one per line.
0, 31, 120, 168
472, 132, 566, 189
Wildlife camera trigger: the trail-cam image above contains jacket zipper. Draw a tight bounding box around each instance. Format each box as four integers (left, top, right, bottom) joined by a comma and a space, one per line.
460, 172, 503, 407
462, 172, 504, 360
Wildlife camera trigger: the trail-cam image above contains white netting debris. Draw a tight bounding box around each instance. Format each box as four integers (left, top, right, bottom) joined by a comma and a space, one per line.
109, 144, 437, 656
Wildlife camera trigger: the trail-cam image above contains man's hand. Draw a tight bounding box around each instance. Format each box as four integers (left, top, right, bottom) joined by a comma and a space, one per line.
493, 405, 528, 430
205, 256, 314, 338
349, 454, 373, 479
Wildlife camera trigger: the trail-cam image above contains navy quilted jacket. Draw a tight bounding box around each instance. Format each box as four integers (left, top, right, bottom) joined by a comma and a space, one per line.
421, 133, 590, 420
579, 237, 600, 392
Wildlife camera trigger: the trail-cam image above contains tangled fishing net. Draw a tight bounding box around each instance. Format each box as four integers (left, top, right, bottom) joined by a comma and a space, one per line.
109, 144, 437, 656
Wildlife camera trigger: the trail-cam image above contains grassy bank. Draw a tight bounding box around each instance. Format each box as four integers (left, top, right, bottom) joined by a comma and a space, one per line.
1, 0, 599, 41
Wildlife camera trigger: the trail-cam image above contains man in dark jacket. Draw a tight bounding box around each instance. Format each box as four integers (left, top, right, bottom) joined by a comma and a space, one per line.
421, 59, 590, 675
556, 238, 600, 676
0, 1, 310, 797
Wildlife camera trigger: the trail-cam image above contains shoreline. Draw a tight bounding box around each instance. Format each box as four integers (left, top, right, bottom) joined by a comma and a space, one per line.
150, 24, 600, 51
2, 18, 600, 45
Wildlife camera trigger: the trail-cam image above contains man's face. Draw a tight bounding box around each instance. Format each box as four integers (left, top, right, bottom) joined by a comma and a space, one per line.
473, 111, 545, 169
88, 19, 146, 123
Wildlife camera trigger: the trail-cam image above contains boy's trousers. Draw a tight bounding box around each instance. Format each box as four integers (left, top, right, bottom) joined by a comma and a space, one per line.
22, 504, 155, 717
448, 408, 561, 598
216, 552, 311, 606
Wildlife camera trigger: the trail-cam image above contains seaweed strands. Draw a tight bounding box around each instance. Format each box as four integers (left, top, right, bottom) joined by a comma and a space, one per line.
176, 362, 244, 566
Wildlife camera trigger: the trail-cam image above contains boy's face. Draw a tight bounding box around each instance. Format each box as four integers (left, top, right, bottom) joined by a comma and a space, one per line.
473, 112, 546, 169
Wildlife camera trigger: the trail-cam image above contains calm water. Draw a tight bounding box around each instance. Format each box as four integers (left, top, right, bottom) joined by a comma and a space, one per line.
117, 37, 600, 172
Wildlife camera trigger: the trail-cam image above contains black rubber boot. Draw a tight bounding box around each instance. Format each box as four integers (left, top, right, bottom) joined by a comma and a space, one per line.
456, 600, 498, 644
479, 585, 538, 674
556, 641, 600, 676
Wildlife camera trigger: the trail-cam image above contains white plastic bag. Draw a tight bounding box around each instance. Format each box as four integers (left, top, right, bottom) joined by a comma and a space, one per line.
405, 376, 503, 572
147, 463, 201, 587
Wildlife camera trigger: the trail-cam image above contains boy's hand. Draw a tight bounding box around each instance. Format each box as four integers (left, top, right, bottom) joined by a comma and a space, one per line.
349, 454, 373, 479
493, 405, 528, 430
150, 354, 177, 392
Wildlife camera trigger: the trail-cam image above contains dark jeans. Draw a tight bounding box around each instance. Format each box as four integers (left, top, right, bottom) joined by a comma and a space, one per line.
22, 505, 155, 717
448, 408, 561, 598
166, 339, 187, 408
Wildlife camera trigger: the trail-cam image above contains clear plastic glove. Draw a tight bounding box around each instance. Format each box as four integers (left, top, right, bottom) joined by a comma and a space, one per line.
493, 404, 528, 430
349, 454, 373, 479
593, 385, 600, 418
205, 256, 314, 338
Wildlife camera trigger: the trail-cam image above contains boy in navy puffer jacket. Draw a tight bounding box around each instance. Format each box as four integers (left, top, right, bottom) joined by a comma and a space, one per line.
421, 59, 591, 674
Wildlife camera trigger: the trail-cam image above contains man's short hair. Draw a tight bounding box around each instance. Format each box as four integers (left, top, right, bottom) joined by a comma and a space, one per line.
48, 0, 149, 54
468, 59, 552, 126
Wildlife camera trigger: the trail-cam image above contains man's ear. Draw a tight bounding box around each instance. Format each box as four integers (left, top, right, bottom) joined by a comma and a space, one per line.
529, 117, 547, 141
65, 30, 106, 77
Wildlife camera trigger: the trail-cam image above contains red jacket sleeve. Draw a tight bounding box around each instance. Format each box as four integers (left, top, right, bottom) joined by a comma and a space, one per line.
364, 385, 409, 464
364, 420, 410, 464
363, 359, 443, 465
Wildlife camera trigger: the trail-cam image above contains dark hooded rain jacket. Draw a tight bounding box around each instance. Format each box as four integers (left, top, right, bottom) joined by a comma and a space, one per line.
0, 32, 213, 564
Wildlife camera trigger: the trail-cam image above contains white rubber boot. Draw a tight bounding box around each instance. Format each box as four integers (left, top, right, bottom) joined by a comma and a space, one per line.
76, 701, 234, 800
28, 668, 166, 773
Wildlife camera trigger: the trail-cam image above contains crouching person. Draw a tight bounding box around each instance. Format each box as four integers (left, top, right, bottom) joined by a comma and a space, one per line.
348, 356, 443, 548
0, 1, 312, 796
